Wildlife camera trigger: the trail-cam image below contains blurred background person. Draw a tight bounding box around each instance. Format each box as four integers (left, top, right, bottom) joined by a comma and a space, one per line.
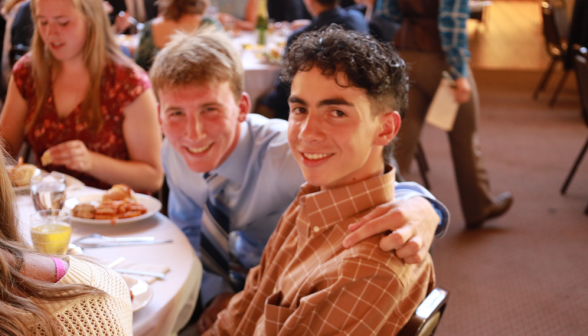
209, 0, 259, 31
0, 153, 133, 335
0, 0, 163, 191
377, 0, 513, 229
134, 0, 220, 71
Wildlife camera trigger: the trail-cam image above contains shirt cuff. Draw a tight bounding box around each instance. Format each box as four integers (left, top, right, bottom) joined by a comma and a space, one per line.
394, 182, 450, 237
422, 197, 450, 237
200, 269, 235, 306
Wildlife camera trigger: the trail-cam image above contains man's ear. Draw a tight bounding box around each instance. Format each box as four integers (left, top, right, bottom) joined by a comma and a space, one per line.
237, 92, 251, 123
375, 111, 401, 146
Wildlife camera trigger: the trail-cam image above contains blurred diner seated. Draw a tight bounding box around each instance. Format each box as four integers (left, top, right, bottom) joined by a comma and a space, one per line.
0, 0, 163, 192
210, 0, 259, 31
134, 0, 221, 71
0, 152, 133, 335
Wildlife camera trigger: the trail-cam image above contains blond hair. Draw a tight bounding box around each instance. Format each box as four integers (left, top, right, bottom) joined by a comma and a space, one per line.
149, 27, 243, 101
0, 151, 106, 335
27, 0, 132, 133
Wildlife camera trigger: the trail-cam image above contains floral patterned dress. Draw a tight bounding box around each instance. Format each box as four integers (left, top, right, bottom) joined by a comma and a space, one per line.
13, 54, 152, 189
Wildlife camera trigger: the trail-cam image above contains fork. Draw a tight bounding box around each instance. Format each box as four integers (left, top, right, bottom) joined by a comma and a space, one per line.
72, 233, 155, 244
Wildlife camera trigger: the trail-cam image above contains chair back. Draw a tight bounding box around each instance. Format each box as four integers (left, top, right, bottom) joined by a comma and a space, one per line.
548, 0, 569, 40
573, 45, 588, 126
541, 2, 565, 57
9, 44, 30, 68
398, 287, 449, 336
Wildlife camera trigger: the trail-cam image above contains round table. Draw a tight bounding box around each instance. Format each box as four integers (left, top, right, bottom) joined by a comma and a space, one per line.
16, 187, 202, 336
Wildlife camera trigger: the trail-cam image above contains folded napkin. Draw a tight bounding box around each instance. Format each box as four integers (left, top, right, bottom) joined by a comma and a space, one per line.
106, 259, 170, 284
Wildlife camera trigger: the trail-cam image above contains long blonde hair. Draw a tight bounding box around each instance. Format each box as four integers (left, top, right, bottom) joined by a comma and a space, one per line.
0, 153, 104, 335
27, 0, 132, 133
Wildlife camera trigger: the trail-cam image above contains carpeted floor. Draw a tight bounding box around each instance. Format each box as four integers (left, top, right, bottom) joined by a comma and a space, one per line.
402, 69, 588, 335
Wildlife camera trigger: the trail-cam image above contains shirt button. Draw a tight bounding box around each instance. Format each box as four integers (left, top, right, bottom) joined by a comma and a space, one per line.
313, 226, 319, 233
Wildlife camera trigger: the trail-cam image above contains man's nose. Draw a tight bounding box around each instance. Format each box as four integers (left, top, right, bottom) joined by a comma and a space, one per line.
186, 114, 206, 140
299, 113, 324, 142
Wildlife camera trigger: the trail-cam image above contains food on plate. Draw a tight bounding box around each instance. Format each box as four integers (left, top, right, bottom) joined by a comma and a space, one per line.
129, 288, 134, 301
102, 184, 132, 202
41, 151, 53, 166
72, 203, 96, 219
7, 158, 37, 187
72, 185, 147, 224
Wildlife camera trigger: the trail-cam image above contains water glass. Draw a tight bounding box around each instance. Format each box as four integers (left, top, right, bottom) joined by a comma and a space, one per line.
30, 210, 71, 255
30, 172, 66, 211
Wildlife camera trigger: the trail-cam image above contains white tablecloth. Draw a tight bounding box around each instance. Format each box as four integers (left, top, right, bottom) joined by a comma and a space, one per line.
16, 187, 202, 336
231, 31, 286, 106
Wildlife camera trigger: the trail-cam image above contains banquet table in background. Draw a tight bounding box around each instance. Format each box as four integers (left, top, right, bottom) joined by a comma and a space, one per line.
116, 30, 286, 108
16, 187, 202, 336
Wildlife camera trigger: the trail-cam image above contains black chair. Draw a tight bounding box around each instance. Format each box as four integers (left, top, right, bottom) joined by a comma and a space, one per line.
398, 287, 450, 336
9, 44, 30, 68
560, 45, 588, 215
415, 142, 431, 190
533, 1, 571, 107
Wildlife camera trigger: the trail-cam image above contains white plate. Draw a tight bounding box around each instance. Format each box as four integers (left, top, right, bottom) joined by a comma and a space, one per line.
64, 193, 162, 225
9, 166, 85, 192
122, 276, 153, 312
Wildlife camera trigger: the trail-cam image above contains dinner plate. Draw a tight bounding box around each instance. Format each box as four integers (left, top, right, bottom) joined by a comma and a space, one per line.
64, 193, 162, 225
8, 166, 85, 192
122, 276, 153, 312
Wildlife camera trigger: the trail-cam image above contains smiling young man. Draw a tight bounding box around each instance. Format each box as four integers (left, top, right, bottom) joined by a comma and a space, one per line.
149, 27, 447, 332
204, 26, 435, 336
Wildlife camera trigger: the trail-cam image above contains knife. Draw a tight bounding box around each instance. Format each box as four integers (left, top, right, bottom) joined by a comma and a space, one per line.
113, 268, 166, 280
78, 239, 173, 248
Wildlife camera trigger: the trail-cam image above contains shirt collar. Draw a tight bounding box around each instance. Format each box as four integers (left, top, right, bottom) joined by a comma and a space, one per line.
297, 167, 396, 236
210, 119, 250, 185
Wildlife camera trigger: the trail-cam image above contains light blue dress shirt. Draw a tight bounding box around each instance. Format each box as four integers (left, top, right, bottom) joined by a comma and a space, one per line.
162, 114, 449, 304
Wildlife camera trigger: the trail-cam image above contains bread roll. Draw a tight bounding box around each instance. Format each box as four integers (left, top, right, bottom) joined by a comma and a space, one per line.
102, 184, 132, 202
7, 164, 37, 187
41, 151, 53, 166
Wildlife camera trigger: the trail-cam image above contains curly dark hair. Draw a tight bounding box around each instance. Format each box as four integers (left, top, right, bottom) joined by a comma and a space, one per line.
281, 25, 409, 164
281, 24, 408, 116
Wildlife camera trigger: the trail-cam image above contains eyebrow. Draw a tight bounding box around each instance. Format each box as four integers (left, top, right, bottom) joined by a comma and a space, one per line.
288, 96, 353, 107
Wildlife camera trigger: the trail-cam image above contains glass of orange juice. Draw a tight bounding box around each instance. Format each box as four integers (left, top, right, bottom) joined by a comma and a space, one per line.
30, 210, 71, 255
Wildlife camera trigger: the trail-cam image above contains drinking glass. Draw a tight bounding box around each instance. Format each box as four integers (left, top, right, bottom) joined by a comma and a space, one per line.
30, 172, 66, 211
30, 210, 71, 255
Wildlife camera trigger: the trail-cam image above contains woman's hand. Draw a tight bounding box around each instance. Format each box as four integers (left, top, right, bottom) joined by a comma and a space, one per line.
47, 140, 95, 172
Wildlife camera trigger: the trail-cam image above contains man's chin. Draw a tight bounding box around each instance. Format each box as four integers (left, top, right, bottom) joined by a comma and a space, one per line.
182, 155, 218, 173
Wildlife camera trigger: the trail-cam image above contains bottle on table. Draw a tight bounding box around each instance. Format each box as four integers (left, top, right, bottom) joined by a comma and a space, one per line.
256, 0, 269, 46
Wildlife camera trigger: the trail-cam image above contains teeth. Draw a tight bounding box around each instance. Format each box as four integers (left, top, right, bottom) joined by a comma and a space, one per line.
302, 153, 332, 160
187, 144, 212, 153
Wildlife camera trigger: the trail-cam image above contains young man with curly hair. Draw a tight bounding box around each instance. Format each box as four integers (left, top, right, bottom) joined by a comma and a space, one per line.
203, 26, 435, 336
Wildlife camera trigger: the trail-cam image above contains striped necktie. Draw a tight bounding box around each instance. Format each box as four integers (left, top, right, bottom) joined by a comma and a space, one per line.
200, 173, 232, 284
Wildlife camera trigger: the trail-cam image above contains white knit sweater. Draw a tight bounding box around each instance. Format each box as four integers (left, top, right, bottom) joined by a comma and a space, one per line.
35, 256, 134, 335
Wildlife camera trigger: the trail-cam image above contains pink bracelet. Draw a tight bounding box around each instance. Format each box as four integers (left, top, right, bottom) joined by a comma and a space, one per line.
51, 257, 67, 282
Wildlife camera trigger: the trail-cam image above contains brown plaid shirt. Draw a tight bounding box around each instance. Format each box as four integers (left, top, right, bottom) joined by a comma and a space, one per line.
207, 169, 436, 336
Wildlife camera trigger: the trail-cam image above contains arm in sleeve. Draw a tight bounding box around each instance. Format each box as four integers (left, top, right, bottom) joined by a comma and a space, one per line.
166, 175, 235, 304
438, 0, 471, 79
376, 0, 403, 24
394, 181, 450, 237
